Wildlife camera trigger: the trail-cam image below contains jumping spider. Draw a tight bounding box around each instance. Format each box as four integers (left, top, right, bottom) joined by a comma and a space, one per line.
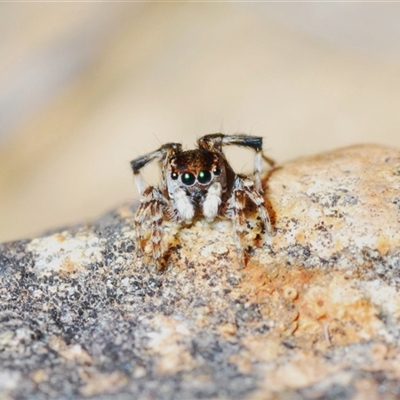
131, 133, 274, 268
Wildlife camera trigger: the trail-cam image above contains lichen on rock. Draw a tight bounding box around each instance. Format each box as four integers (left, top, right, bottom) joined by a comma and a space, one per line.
1, 144, 400, 399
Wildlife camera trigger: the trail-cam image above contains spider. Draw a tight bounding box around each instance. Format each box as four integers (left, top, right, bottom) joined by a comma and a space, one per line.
131, 133, 274, 268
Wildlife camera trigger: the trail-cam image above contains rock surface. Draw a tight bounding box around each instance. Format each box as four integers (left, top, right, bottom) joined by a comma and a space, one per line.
1, 144, 400, 399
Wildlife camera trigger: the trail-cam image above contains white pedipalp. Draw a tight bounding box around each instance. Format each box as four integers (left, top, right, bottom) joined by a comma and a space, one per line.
203, 182, 222, 222
166, 172, 195, 223
172, 186, 195, 223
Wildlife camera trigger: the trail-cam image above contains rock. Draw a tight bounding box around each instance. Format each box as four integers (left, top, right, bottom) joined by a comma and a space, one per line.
1, 144, 400, 399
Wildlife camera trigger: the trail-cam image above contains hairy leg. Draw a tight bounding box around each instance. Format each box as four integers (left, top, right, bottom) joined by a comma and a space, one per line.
134, 186, 169, 266
226, 175, 271, 265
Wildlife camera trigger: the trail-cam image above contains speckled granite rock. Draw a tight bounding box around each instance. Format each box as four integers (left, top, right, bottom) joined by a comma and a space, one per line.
1, 144, 400, 399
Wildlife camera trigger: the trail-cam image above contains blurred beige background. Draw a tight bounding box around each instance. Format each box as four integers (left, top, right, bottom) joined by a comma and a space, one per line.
1, 3, 400, 242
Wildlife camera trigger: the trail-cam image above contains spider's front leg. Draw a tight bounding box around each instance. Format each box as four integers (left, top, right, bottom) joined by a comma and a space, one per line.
134, 186, 170, 267
198, 133, 275, 193
226, 175, 271, 266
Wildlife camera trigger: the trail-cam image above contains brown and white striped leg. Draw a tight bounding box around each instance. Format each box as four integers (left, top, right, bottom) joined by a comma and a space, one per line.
227, 176, 271, 266
240, 176, 272, 236
229, 187, 248, 266
134, 186, 168, 267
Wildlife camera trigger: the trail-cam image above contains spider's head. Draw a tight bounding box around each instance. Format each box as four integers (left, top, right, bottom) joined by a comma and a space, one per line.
168, 148, 225, 188
165, 148, 234, 219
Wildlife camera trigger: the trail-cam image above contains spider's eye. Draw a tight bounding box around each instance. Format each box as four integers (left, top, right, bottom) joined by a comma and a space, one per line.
197, 170, 212, 184
213, 166, 221, 176
171, 172, 178, 180
181, 172, 196, 186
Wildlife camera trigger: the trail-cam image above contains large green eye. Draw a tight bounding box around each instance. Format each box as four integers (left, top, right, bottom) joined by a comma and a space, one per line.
198, 170, 212, 184
181, 172, 196, 186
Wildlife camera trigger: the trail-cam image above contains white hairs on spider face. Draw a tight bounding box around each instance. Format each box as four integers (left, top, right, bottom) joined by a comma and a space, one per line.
203, 182, 222, 222
167, 175, 195, 223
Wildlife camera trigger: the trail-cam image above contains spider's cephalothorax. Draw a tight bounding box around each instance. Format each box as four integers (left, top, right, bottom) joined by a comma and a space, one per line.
131, 133, 274, 267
